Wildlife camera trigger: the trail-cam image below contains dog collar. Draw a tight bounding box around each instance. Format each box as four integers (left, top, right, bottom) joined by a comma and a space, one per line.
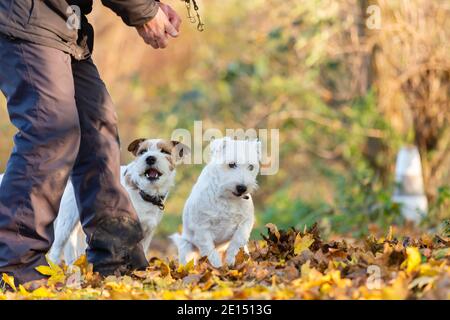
139, 190, 166, 210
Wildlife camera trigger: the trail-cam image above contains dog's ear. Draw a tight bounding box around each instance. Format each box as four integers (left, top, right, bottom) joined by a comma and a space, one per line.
128, 138, 146, 156
255, 139, 262, 162
209, 137, 229, 158
171, 141, 191, 164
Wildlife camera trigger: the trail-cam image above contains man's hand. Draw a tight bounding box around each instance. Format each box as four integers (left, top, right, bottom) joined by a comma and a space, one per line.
136, 6, 179, 49
158, 2, 182, 32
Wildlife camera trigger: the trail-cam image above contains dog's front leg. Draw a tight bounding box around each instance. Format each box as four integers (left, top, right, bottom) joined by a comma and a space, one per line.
192, 231, 222, 268
225, 218, 253, 266
142, 231, 155, 261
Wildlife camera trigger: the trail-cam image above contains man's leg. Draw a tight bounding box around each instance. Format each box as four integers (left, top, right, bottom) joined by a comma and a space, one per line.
0, 37, 80, 284
71, 58, 147, 275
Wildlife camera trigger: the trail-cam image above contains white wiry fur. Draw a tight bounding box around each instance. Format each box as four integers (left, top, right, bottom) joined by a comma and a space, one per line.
45, 138, 189, 265
171, 137, 261, 268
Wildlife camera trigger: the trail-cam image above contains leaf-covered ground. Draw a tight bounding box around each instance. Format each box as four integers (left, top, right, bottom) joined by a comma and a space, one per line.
1, 223, 450, 300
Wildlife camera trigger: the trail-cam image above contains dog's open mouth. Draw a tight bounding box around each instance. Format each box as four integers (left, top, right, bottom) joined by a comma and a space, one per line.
144, 168, 162, 181
232, 192, 250, 199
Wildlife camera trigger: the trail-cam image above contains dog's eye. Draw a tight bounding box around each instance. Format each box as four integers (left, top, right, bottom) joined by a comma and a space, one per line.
138, 149, 147, 156
161, 149, 171, 155
228, 163, 237, 169
248, 165, 254, 171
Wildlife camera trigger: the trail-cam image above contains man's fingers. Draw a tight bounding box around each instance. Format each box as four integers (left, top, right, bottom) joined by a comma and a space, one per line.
150, 31, 168, 48
144, 35, 159, 49
142, 29, 167, 49
149, 39, 159, 49
137, 27, 159, 49
156, 36, 168, 49
164, 21, 179, 38
170, 16, 182, 32
160, 4, 182, 32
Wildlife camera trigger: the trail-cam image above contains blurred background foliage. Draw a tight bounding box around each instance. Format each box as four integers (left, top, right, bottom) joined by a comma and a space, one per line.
0, 0, 449, 239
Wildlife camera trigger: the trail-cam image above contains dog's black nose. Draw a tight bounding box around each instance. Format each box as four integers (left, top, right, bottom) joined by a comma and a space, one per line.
236, 184, 247, 194
146, 156, 157, 166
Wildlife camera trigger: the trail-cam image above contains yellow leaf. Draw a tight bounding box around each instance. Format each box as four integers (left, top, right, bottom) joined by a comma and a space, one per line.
298, 260, 322, 284
402, 247, 422, 273
348, 254, 358, 265
35, 266, 54, 276
132, 270, 148, 279
35, 255, 66, 285
408, 276, 435, 290
227, 269, 241, 277
48, 273, 66, 286
18, 285, 30, 296
294, 233, 314, 255
332, 260, 347, 269
177, 259, 194, 274
211, 287, 234, 299
2, 273, 16, 291
265, 223, 280, 240
153, 276, 175, 288
162, 289, 188, 300
31, 287, 56, 299
46, 255, 64, 274
419, 263, 440, 277
382, 274, 409, 300
73, 254, 88, 273
300, 260, 312, 279
157, 260, 171, 278
386, 226, 393, 241
320, 283, 332, 294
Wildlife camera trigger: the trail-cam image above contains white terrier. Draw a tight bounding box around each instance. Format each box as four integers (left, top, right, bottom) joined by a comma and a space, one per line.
46, 138, 189, 265
171, 137, 261, 268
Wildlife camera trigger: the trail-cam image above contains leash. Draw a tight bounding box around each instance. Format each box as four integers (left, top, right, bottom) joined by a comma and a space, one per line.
181, 0, 204, 31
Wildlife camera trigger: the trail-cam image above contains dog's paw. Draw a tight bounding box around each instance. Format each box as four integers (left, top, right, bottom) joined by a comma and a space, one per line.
208, 251, 222, 268
47, 251, 62, 266
225, 253, 236, 267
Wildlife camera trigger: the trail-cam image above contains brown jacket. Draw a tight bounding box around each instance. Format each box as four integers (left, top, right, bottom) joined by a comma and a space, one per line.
0, 0, 159, 59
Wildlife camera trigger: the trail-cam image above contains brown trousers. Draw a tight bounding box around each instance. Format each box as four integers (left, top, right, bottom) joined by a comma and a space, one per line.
0, 36, 147, 284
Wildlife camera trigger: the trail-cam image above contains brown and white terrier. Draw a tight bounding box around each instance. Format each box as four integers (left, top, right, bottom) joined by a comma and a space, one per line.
48, 138, 190, 265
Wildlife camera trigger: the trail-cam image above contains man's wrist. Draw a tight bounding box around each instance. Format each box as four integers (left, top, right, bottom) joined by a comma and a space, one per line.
138, 0, 161, 27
